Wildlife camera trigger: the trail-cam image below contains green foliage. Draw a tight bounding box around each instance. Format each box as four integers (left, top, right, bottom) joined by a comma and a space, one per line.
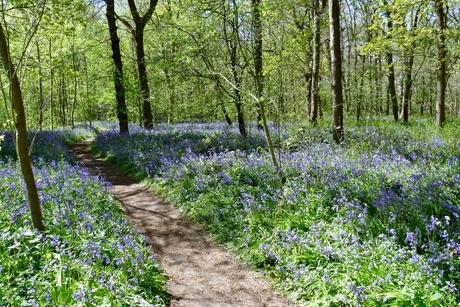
96, 119, 460, 306
0, 129, 168, 306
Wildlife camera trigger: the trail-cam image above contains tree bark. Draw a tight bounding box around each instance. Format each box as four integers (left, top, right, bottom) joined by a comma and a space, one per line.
383, 0, 398, 122
0, 22, 44, 230
223, 0, 247, 137
252, 0, 263, 130
36, 41, 44, 131
310, 0, 321, 125
59, 75, 67, 127
126, 0, 159, 130
106, 0, 129, 134
435, 0, 446, 126
135, 29, 153, 129
402, 54, 414, 122
49, 38, 54, 131
401, 11, 419, 123
329, 0, 344, 143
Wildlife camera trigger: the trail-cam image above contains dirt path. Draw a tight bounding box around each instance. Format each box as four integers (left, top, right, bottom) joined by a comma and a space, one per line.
67, 139, 294, 307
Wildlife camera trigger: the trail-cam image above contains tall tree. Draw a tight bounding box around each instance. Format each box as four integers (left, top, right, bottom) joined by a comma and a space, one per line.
435, 0, 447, 126
252, 0, 263, 129
329, 0, 344, 143
119, 0, 159, 130
105, 0, 129, 134
401, 8, 420, 122
310, 0, 324, 124
222, 0, 247, 137
0, 21, 44, 230
383, 0, 399, 122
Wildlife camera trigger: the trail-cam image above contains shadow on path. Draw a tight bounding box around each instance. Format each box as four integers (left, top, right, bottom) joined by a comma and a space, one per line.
67, 138, 294, 307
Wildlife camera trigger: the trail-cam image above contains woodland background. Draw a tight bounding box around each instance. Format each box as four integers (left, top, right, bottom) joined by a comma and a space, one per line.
0, 0, 459, 134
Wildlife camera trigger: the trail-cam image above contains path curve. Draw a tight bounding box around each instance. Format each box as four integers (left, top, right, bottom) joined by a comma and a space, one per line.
67, 138, 294, 307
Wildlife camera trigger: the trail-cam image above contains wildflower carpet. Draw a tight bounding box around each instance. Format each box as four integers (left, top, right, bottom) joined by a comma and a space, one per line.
68, 138, 293, 307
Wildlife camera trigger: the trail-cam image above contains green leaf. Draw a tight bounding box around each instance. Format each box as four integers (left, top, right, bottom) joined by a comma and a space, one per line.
429, 292, 443, 301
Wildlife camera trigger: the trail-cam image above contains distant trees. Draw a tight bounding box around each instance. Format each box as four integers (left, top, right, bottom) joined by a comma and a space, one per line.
0, 0, 459, 136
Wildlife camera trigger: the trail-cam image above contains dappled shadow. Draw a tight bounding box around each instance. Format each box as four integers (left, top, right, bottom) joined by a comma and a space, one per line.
67, 139, 294, 307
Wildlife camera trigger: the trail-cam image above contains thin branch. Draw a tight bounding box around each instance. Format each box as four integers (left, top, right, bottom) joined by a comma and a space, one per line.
211, 71, 259, 103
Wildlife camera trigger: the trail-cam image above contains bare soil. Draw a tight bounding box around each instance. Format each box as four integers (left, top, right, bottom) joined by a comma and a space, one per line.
67, 139, 294, 307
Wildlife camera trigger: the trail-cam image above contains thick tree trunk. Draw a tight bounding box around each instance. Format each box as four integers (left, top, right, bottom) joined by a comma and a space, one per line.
329, 0, 344, 143
435, 0, 446, 126
106, 0, 129, 134
0, 23, 44, 230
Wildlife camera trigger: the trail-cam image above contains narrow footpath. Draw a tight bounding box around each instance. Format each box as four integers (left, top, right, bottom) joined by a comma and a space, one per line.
67, 139, 294, 307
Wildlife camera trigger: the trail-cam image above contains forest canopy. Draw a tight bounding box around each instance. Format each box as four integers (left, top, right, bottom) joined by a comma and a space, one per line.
0, 0, 458, 132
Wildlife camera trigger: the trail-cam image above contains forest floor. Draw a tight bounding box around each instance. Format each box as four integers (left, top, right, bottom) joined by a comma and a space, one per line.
67, 138, 294, 307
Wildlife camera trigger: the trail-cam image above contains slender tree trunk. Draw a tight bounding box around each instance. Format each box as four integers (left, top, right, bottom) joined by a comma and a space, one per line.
233, 72, 246, 137
84, 55, 92, 129
106, 0, 129, 134
59, 76, 67, 127
222, 103, 232, 125
376, 58, 382, 114
125, 0, 158, 130
329, 0, 344, 143
0, 22, 44, 230
49, 39, 54, 131
402, 54, 414, 122
386, 86, 390, 116
230, 40, 246, 136
251, 0, 263, 130
435, 0, 446, 126
310, 0, 321, 125
165, 68, 175, 124
71, 43, 77, 129
383, 0, 398, 122
36, 41, 44, 131
134, 29, 153, 129
356, 56, 365, 122
251, 0, 281, 175
305, 71, 312, 117
401, 12, 419, 123
387, 52, 398, 122
223, 0, 247, 137
215, 78, 232, 125
50, 68, 54, 130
